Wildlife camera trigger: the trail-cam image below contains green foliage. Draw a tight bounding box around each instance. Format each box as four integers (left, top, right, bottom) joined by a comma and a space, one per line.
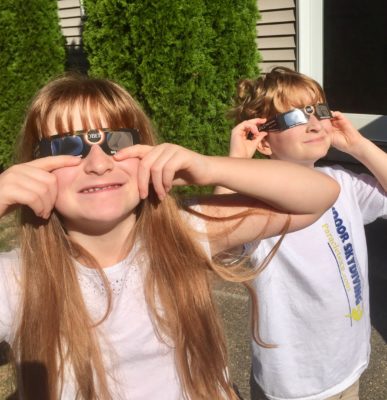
83, 0, 260, 159
0, 0, 65, 167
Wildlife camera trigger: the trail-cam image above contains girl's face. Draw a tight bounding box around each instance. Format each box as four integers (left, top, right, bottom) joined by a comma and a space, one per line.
49, 108, 141, 234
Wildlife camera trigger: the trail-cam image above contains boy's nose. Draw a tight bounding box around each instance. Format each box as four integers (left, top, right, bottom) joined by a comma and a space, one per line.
83, 145, 114, 175
306, 115, 323, 132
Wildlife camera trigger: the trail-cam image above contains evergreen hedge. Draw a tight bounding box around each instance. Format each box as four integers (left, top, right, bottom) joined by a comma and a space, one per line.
82, 0, 260, 157
0, 0, 65, 168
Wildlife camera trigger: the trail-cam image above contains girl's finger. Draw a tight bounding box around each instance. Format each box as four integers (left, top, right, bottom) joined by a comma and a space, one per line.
137, 161, 151, 199
147, 160, 170, 200
18, 166, 58, 212
0, 164, 59, 218
26, 155, 81, 171
154, 150, 183, 198
22, 185, 55, 218
161, 153, 186, 190
143, 145, 181, 200
114, 145, 158, 198
113, 144, 153, 161
136, 146, 169, 199
2, 177, 55, 218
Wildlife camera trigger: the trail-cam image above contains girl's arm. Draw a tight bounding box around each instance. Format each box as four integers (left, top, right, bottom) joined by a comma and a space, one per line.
0, 156, 81, 219
331, 111, 387, 191
114, 144, 340, 255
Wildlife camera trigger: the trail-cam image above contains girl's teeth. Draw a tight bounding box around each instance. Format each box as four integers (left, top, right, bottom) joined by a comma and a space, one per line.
83, 185, 119, 193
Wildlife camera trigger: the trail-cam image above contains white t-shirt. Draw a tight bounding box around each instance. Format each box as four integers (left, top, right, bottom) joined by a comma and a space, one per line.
0, 211, 210, 399
248, 165, 387, 400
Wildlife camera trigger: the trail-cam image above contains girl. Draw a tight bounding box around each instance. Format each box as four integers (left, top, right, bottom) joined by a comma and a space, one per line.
0, 74, 339, 399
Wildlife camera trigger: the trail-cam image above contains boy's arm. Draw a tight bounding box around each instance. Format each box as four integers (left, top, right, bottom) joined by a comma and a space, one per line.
331, 112, 387, 191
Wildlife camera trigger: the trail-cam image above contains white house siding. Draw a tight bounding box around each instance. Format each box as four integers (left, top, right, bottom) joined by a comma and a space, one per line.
57, 0, 83, 47
57, 0, 297, 72
256, 0, 297, 73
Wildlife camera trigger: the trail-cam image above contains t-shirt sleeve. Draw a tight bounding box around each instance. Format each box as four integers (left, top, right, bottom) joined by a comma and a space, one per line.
330, 165, 387, 224
0, 250, 20, 342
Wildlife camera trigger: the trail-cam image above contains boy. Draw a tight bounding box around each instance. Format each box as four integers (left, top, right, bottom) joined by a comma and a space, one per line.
219, 67, 387, 400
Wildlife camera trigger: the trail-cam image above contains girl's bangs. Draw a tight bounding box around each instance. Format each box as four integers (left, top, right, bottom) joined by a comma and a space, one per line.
41, 93, 125, 138
30, 75, 155, 148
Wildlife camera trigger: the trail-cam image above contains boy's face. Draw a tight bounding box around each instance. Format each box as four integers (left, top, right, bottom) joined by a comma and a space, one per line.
258, 101, 333, 167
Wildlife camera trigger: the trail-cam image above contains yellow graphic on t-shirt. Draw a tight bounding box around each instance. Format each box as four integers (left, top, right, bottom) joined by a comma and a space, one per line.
323, 216, 364, 323
345, 304, 363, 321
322, 223, 351, 291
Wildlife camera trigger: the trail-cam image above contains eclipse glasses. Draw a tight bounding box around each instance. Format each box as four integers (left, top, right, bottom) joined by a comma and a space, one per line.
34, 128, 140, 158
258, 103, 332, 132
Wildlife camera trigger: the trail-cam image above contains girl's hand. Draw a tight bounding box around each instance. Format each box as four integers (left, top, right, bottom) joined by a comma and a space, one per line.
0, 156, 81, 219
330, 111, 367, 156
229, 118, 268, 159
114, 144, 210, 200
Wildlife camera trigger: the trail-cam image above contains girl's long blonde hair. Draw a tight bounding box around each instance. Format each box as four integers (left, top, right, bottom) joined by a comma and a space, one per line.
12, 73, 263, 399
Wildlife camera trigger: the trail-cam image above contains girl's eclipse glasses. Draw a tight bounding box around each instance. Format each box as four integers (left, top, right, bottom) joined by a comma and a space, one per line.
34, 128, 140, 158
258, 103, 332, 132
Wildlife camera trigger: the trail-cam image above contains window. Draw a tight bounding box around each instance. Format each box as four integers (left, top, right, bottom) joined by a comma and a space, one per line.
324, 0, 387, 115
297, 0, 387, 137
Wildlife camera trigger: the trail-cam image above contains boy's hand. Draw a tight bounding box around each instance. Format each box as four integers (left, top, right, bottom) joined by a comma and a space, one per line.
229, 118, 268, 159
214, 118, 268, 195
331, 111, 387, 191
330, 111, 367, 156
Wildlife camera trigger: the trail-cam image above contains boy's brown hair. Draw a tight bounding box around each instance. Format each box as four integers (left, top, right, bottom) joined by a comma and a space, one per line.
230, 66, 327, 123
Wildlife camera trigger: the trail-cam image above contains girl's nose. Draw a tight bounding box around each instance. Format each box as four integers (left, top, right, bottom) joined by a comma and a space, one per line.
83, 145, 114, 175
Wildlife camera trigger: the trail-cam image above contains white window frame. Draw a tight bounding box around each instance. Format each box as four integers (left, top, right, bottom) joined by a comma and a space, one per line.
296, 0, 387, 140
297, 0, 324, 85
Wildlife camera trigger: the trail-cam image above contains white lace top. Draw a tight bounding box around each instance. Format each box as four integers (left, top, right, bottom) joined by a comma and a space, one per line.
0, 212, 210, 399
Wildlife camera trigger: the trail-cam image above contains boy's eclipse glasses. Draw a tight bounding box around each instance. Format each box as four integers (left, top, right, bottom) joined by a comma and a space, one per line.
34, 128, 140, 158
258, 103, 332, 132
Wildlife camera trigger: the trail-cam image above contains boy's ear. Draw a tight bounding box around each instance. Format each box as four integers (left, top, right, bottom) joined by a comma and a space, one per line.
256, 136, 273, 156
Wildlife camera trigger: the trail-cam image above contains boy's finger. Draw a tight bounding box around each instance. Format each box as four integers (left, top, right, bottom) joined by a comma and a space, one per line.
247, 117, 267, 125
246, 130, 267, 141
246, 131, 256, 140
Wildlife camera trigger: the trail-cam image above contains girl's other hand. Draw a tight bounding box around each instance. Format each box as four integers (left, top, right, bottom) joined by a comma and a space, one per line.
230, 118, 268, 159
114, 144, 209, 200
0, 156, 81, 219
